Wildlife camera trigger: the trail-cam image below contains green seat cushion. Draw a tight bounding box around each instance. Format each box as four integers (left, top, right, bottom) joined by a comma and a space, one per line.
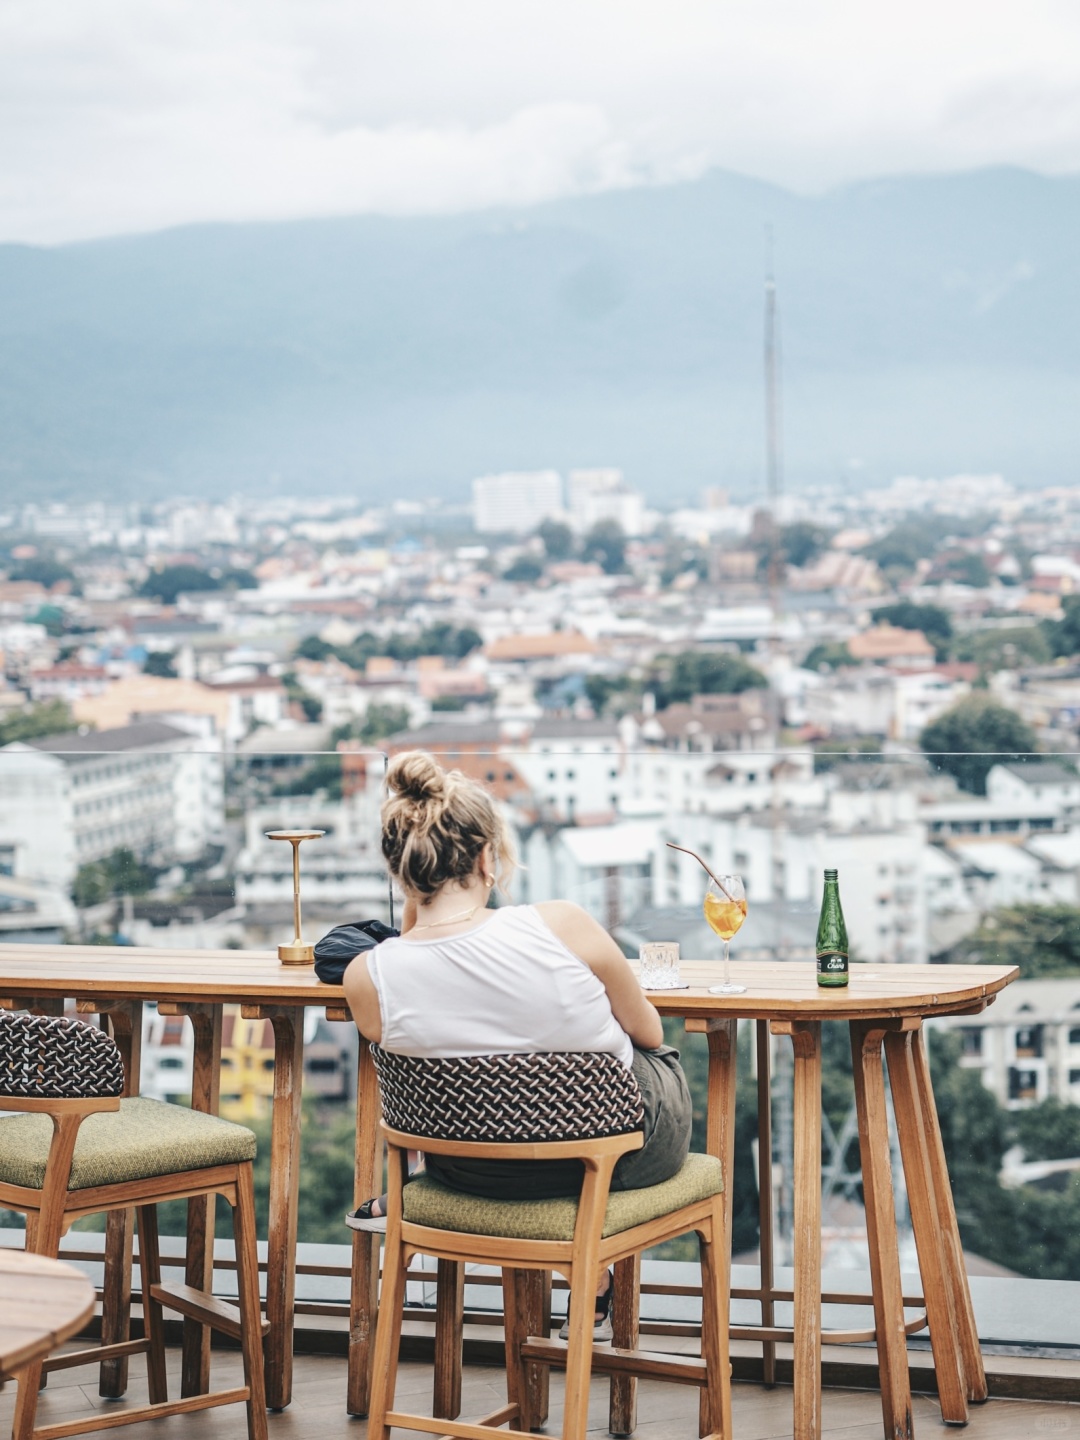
402, 1152, 722, 1241
0, 1097, 256, 1191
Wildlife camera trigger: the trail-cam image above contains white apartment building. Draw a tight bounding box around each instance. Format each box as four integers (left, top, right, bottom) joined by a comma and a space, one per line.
472, 471, 563, 535
512, 717, 625, 822
517, 819, 656, 929
985, 762, 1080, 815
566, 469, 647, 537
0, 721, 224, 890
941, 977, 1080, 1108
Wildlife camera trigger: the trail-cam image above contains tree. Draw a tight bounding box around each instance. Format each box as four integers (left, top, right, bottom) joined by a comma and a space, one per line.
1012, 1098, 1080, 1162
281, 671, 323, 723
502, 556, 544, 583
861, 523, 937, 575
9, 556, 76, 590
1044, 595, 1080, 659
143, 651, 178, 678
0, 700, 75, 746
538, 519, 574, 561
952, 626, 1051, 675
919, 695, 1037, 794
359, 703, 410, 744
803, 641, 853, 672
139, 565, 221, 604
581, 520, 626, 575
73, 847, 157, 908
942, 905, 1080, 978
660, 651, 767, 707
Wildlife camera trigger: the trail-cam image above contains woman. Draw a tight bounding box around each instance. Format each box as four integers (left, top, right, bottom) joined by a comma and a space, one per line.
344, 750, 693, 1337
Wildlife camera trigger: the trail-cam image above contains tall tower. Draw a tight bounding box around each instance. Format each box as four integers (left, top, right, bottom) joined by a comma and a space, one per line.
763, 228, 784, 615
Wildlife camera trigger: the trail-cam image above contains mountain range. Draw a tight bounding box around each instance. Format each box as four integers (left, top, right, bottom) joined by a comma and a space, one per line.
1, 165, 1077, 506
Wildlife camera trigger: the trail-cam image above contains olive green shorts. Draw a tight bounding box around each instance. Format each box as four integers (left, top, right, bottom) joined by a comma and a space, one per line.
425, 1044, 693, 1201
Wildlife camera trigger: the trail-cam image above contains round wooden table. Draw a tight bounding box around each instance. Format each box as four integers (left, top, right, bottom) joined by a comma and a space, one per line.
646, 958, 1018, 1440
0, 1250, 95, 1382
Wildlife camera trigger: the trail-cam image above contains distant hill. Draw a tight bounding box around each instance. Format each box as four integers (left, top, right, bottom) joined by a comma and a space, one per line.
0, 166, 1078, 506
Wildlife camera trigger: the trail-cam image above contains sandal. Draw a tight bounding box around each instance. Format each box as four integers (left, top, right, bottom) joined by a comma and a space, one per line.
558, 1268, 613, 1343
345, 1194, 388, 1232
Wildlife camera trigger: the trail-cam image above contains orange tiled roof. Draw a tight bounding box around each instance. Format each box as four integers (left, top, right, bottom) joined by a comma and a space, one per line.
485, 631, 598, 661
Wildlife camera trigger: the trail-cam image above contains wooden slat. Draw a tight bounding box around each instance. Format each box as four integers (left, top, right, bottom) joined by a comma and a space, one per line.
150, 1282, 270, 1341
31, 1387, 251, 1439
520, 1338, 708, 1387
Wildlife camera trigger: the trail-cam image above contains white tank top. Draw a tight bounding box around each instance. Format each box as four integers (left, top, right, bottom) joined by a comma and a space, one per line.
366, 904, 634, 1069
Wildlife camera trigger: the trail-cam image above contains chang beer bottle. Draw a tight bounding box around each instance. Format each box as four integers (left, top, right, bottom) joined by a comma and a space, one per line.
815, 868, 849, 988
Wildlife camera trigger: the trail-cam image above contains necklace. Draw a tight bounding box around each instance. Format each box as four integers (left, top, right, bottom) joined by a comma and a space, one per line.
411, 903, 481, 932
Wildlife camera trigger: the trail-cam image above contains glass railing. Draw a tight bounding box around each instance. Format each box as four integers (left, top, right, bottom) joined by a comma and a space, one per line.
1, 740, 1078, 1349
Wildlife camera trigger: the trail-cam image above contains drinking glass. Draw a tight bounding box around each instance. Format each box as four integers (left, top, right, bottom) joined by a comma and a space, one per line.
704, 874, 748, 995
639, 941, 684, 990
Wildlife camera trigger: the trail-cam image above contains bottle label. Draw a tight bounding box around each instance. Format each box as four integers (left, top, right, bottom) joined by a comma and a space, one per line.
817, 952, 848, 973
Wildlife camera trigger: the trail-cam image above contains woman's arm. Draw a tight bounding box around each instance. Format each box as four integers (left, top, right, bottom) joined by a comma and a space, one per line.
343, 953, 383, 1042
535, 900, 663, 1051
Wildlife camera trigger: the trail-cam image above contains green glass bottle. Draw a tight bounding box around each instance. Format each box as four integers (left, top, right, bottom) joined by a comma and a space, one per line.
816, 868, 849, 988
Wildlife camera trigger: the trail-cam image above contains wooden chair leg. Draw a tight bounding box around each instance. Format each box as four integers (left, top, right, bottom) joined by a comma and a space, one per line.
233, 1166, 269, 1440
501, 1268, 529, 1431
136, 1205, 168, 1406
433, 1258, 464, 1420
521, 1269, 551, 1429
561, 1268, 598, 1440
698, 1216, 732, 1440
367, 1228, 409, 1440
609, 1254, 639, 1437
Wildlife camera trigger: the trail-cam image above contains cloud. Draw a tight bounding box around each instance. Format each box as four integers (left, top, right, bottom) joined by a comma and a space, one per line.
2, 0, 1080, 244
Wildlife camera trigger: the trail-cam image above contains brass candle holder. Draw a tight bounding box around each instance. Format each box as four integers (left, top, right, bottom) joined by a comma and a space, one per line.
265, 829, 325, 965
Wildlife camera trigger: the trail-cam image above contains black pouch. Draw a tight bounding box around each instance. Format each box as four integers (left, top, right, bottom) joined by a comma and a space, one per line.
313, 919, 399, 985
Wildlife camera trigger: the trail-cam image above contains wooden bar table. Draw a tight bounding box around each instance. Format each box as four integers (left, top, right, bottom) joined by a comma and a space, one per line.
645, 958, 1017, 1440
0, 1251, 95, 1384
0, 943, 349, 1413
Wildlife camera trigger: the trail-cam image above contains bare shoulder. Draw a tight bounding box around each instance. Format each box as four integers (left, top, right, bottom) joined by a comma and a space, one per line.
533, 900, 621, 966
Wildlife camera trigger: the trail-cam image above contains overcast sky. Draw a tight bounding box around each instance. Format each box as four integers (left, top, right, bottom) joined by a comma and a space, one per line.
3, 0, 1080, 245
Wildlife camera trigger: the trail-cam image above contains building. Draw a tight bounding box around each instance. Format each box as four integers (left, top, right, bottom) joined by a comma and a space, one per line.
0, 721, 224, 890
941, 977, 1080, 1108
566, 469, 647, 537
472, 470, 563, 535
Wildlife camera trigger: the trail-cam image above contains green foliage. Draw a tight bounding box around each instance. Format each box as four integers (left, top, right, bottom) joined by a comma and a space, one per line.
1012, 1098, 1080, 1162
919, 695, 1037, 794
503, 556, 544, 583
812, 738, 884, 772
581, 520, 626, 575
430, 695, 469, 712
274, 754, 343, 799
143, 650, 178, 678
584, 673, 640, 717
280, 671, 323, 723
0, 699, 74, 746
754, 522, 830, 572
872, 601, 953, 656
803, 641, 853, 672
1043, 595, 1080, 659
359, 703, 411, 743
295, 624, 482, 672
861, 523, 938, 574
935, 551, 991, 588
139, 564, 221, 603
928, 1030, 1080, 1280
659, 651, 768, 707
952, 626, 1051, 675
538, 519, 574, 561
8, 556, 76, 589
942, 904, 1080, 978
73, 847, 157, 908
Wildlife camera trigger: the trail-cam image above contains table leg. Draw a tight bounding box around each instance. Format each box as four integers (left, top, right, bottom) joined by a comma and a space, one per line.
348, 1033, 381, 1417
172, 1002, 223, 1398
95, 1000, 143, 1400
774, 1019, 822, 1440
885, 1024, 969, 1424
850, 1020, 913, 1440
755, 1019, 777, 1389
911, 1025, 987, 1404
262, 1004, 305, 1410
698, 1018, 737, 1440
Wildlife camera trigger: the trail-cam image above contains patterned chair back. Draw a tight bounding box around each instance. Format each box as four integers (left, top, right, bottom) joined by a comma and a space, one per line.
370, 1045, 644, 1144
0, 1012, 125, 1100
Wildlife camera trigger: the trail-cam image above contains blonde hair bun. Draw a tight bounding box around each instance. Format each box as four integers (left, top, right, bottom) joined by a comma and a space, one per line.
387, 750, 446, 803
